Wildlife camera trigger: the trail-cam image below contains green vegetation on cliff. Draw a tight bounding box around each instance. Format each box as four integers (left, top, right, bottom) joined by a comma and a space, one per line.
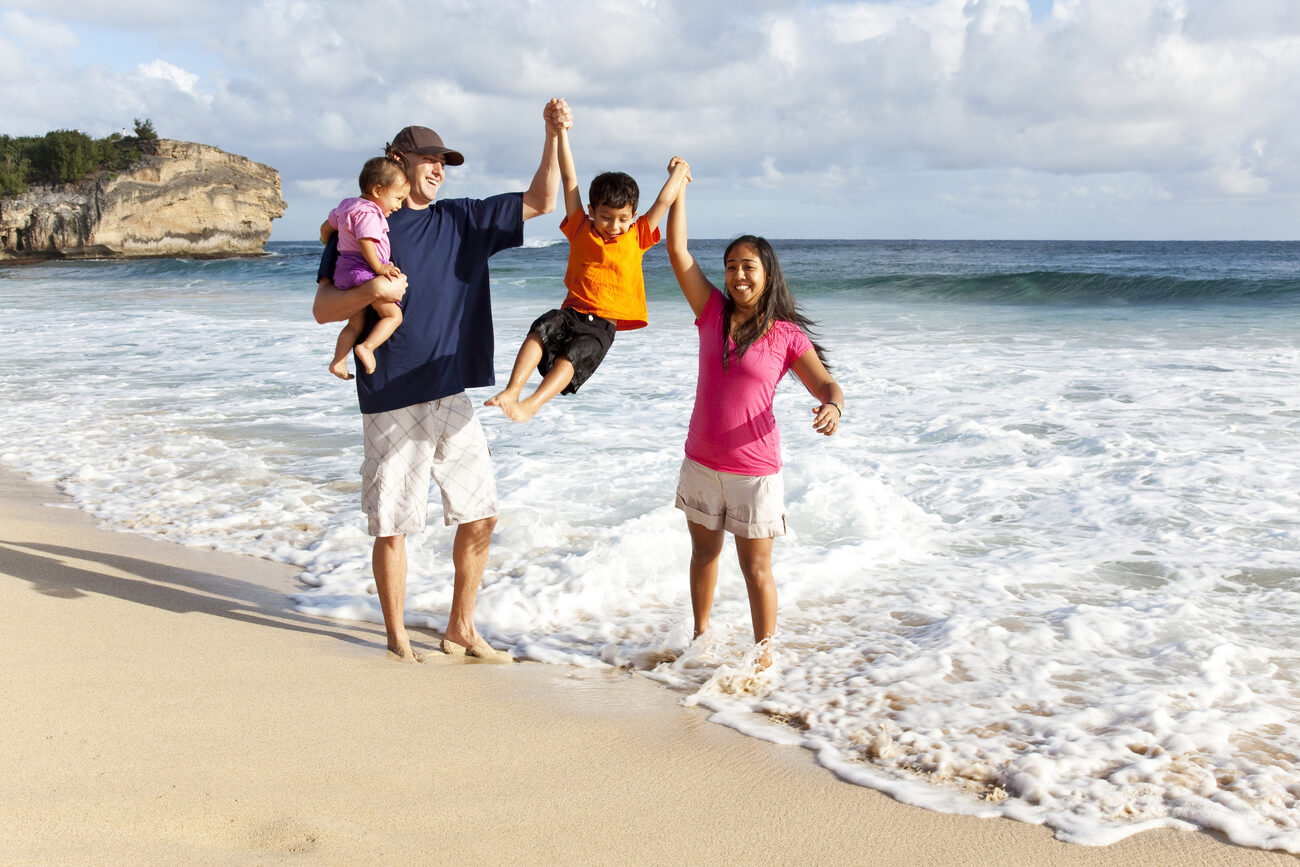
0, 119, 159, 198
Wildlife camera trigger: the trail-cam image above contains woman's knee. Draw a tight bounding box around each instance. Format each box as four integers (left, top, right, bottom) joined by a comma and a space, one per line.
735, 539, 774, 584
687, 523, 724, 562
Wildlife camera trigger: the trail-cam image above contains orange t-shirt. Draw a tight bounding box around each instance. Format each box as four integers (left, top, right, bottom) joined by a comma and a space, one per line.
559, 211, 659, 331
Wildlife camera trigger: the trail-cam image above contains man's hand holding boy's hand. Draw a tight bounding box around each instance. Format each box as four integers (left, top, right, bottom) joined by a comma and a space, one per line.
668, 156, 692, 183
545, 97, 572, 132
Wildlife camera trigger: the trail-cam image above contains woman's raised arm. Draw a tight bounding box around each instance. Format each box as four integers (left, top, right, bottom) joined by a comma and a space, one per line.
665, 161, 712, 319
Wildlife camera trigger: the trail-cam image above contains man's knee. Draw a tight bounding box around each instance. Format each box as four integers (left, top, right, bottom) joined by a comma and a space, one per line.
453, 517, 496, 565
461, 515, 497, 538
374, 533, 406, 551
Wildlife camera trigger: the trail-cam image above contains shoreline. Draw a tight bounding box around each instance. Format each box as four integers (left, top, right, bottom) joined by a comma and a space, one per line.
1, 468, 1292, 865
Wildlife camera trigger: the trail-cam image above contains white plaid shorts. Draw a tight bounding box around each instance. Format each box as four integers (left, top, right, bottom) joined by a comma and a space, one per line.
360, 392, 498, 536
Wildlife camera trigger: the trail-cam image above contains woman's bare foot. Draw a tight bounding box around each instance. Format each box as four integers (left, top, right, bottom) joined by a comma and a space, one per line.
329, 359, 354, 380
354, 345, 377, 375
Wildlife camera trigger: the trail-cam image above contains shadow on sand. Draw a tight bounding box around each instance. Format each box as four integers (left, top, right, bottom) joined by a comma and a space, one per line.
0, 539, 384, 652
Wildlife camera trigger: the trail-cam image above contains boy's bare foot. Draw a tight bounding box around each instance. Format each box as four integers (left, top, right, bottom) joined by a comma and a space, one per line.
329, 359, 354, 380
354, 345, 377, 375
485, 391, 537, 422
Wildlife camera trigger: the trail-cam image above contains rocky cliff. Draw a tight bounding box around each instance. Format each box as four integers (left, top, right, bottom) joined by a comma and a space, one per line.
0, 139, 286, 261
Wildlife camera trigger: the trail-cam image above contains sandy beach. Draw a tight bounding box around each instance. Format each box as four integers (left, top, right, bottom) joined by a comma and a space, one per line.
0, 469, 1293, 866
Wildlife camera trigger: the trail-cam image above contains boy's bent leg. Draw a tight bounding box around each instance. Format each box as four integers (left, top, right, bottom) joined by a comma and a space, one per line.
516, 313, 614, 420
485, 334, 545, 420
373, 534, 421, 662
510, 357, 575, 422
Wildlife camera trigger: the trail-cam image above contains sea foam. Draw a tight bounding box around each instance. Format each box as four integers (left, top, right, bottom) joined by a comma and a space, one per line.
2, 241, 1299, 852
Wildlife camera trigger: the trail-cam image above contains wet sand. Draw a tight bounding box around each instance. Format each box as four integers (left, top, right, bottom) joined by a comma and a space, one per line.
1, 469, 1293, 865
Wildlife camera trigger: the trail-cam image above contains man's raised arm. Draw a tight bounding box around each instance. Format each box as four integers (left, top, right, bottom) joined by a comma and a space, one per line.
521, 98, 570, 221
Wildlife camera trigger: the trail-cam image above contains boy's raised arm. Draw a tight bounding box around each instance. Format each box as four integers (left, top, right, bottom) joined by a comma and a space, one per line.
557, 123, 583, 220
665, 160, 712, 318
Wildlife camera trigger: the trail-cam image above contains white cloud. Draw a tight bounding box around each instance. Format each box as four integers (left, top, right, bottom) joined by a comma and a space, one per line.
1, 10, 79, 53
297, 178, 350, 200
3, 0, 1300, 239
0, 37, 26, 79
135, 59, 201, 96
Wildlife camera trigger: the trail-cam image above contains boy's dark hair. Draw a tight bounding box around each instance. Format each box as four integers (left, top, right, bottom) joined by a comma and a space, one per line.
588, 171, 639, 211
359, 156, 408, 195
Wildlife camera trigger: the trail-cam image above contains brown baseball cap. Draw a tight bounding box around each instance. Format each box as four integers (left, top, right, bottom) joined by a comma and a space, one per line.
386, 126, 465, 166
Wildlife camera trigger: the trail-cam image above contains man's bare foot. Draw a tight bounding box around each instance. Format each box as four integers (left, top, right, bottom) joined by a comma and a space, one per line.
354, 345, 377, 375
484, 391, 536, 422
329, 359, 354, 380
441, 629, 513, 663
385, 643, 424, 663
441, 638, 512, 663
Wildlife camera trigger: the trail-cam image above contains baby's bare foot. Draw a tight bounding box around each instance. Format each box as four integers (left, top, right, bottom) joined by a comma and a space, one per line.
329, 359, 354, 380
354, 345, 377, 375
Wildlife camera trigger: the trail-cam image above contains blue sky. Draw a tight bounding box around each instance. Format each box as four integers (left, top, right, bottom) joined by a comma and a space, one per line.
2, 0, 1299, 242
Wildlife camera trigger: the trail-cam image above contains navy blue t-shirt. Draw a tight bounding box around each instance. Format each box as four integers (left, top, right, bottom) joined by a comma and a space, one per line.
318, 193, 524, 414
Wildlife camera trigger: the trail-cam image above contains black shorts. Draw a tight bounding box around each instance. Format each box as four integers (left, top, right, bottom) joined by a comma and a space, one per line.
529, 308, 616, 395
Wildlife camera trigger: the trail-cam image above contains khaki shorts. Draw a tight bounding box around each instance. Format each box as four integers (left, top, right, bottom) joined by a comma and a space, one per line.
674, 457, 786, 539
360, 393, 498, 536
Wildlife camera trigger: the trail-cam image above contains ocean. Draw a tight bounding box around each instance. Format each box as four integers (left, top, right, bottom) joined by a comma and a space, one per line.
2, 238, 1298, 852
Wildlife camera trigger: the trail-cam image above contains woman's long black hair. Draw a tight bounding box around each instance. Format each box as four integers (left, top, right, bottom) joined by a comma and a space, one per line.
721, 235, 829, 371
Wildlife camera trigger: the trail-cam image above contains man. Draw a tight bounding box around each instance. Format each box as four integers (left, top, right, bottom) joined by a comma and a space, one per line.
313, 99, 570, 662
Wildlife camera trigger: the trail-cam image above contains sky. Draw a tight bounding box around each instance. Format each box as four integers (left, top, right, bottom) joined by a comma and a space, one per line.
2, 0, 1299, 242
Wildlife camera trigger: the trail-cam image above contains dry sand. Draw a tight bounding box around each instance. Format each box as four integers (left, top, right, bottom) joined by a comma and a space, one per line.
1, 469, 1294, 865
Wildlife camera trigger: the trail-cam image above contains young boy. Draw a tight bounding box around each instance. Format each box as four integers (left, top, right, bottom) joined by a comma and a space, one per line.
486, 101, 692, 422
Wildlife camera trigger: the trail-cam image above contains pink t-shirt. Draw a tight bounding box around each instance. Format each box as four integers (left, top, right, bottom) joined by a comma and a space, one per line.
685, 291, 814, 476
328, 197, 390, 262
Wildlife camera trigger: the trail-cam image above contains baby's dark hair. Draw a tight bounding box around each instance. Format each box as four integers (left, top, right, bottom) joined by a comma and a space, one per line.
359, 156, 408, 195
588, 171, 639, 211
